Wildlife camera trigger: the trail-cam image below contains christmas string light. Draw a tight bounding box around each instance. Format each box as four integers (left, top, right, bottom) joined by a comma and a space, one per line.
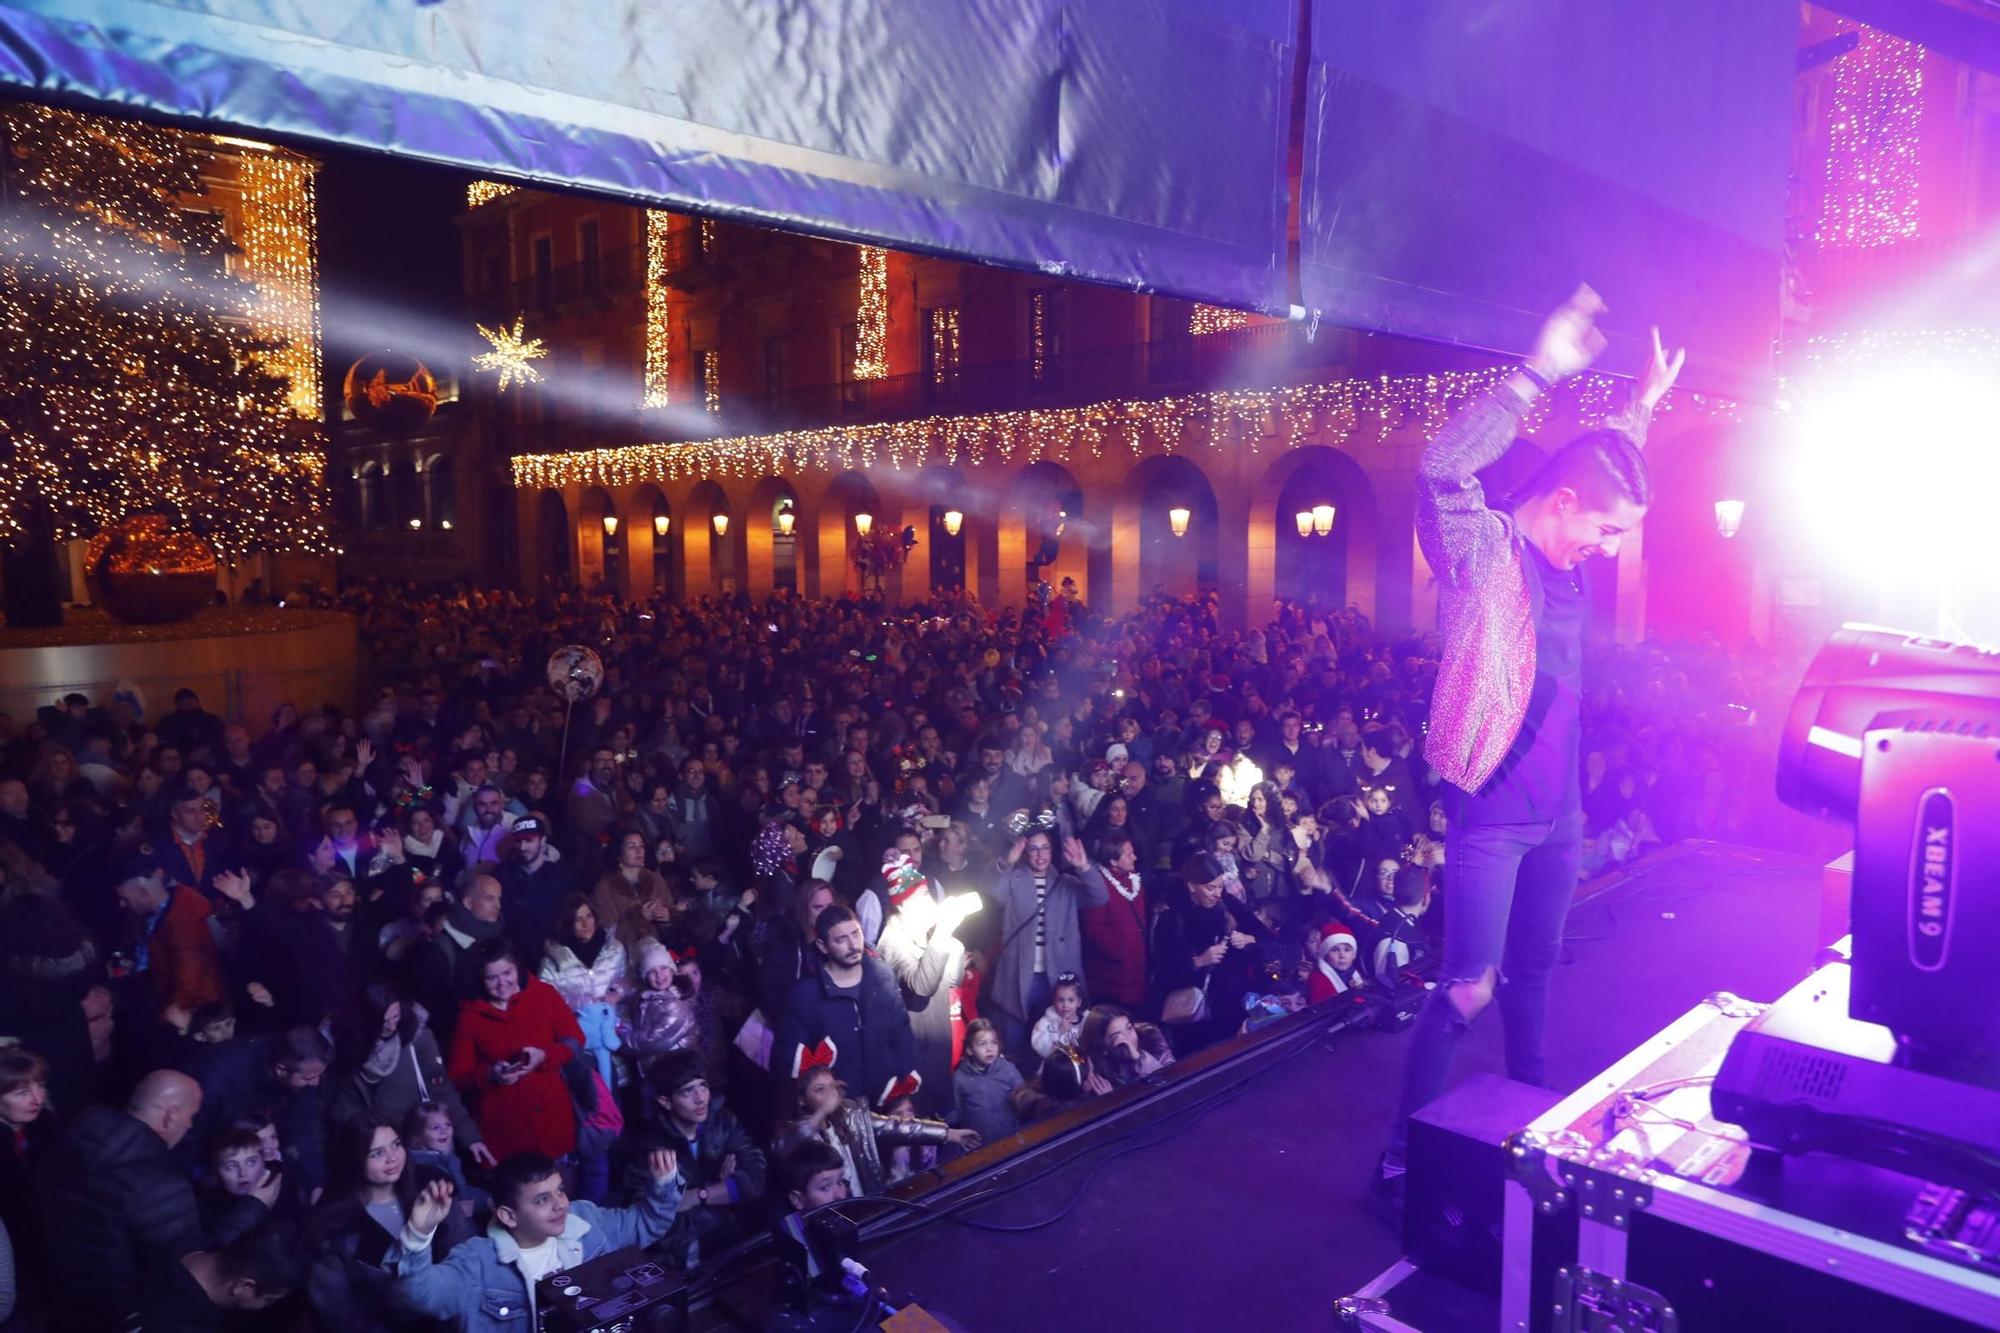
473, 313, 548, 390
703, 351, 722, 413
0, 104, 330, 555
1030, 290, 1050, 382
467, 180, 518, 208
233, 146, 322, 418
1190, 303, 1252, 336
929, 307, 961, 386
1815, 24, 1924, 249
643, 210, 674, 407
854, 245, 889, 380
512, 364, 1735, 491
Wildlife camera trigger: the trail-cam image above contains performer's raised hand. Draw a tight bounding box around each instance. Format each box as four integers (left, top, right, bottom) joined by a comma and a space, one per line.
1526, 284, 1608, 384
1637, 325, 1687, 409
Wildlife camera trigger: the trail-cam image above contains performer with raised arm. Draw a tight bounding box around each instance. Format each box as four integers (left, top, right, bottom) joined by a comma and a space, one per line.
1375, 287, 1685, 1213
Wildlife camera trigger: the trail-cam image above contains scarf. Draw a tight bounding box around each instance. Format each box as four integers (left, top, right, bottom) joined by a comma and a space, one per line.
564, 930, 607, 969
443, 901, 503, 949
361, 1034, 403, 1085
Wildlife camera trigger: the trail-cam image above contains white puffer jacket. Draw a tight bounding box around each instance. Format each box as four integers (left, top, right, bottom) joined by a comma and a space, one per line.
539, 931, 629, 1011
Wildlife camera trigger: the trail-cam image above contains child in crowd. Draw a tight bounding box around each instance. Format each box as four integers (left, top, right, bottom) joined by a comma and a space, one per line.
1307, 925, 1367, 1002
629, 937, 696, 1060
1030, 974, 1087, 1059
404, 1100, 488, 1215
776, 1064, 979, 1200
951, 1018, 1023, 1148
771, 1140, 870, 1329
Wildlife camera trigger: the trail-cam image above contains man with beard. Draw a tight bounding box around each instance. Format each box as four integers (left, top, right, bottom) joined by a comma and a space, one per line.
413, 873, 506, 1045
458, 784, 515, 865
773, 906, 913, 1108
567, 747, 622, 851
497, 817, 575, 963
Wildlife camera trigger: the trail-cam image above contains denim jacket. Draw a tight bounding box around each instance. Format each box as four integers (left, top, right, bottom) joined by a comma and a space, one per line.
1415, 383, 1647, 793
388, 1177, 681, 1331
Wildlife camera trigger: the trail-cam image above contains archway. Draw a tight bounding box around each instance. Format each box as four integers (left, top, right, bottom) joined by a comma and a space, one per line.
1252, 445, 1380, 619
684, 480, 738, 596
747, 476, 803, 595
425, 453, 459, 534
911, 465, 972, 594
819, 471, 883, 598
536, 489, 572, 587
1123, 455, 1218, 602
358, 461, 388, 532
631, 483, 675, 600
580, 486, 621, 595
1004, 461, 1091, 607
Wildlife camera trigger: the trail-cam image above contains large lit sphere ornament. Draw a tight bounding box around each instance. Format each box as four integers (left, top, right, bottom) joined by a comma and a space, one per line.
85, 514, 219, 624
545, 644, 605, 703
342, 353, 439, 436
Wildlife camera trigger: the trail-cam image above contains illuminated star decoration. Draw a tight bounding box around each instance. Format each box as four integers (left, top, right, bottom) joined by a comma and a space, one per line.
473, 314, 548, 391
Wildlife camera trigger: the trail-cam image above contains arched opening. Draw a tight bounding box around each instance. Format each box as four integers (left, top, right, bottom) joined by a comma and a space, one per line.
357, 462, 387, 532
580, 486, 620, 595
392, 461, 423, 534
820, 471, 883, 597
632, 484, 675, 600
427, 455, 458, 535
537, 490, 572, 587
1251, 444, 1381, 623
1128, 455, 1218, 600
913, 466, 971, 593
685, 480, 738, 595
747, 476, 803, 596
1006, 461, 1090, 607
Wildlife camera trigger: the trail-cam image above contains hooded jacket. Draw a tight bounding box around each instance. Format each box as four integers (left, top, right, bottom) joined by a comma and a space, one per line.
1416, 384, 1648, 793
387, 1177, 681, 1333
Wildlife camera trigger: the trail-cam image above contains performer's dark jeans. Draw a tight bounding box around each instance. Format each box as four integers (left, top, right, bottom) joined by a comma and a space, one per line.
1386, 811, 1582, 1165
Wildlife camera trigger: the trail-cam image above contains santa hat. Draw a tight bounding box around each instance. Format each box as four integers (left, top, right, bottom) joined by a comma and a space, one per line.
1314, 925, 1357, 958
877, 1071, 923, 1107
790, 1037, 839, 1079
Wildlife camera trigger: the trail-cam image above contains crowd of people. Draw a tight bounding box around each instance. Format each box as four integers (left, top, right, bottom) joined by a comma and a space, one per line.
0, 576, 1795, 1330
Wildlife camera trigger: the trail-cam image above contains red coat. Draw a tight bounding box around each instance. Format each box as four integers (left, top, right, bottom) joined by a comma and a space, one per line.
1078, 869, 1148, 1009
447, 976, 585, 1160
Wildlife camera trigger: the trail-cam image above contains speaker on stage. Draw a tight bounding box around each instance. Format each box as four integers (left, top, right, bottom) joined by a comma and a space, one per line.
1405, 1073, 1563, 1295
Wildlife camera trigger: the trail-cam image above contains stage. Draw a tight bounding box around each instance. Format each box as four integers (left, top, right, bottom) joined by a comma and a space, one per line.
709, 841, 1831, 1332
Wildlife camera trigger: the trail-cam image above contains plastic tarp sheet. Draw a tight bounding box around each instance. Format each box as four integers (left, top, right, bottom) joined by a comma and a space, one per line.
1299, 0, 1797, 395
0, 0, 1300, 313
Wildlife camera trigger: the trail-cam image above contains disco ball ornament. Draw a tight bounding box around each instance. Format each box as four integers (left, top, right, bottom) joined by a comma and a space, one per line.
85, 515, 218, 624
343, 352, 438, 436
546, 644, 605, 703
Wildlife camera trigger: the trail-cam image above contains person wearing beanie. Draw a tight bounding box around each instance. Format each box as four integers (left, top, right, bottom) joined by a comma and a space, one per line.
1306, 925, 1366, 1004
627, 938, 695, 1059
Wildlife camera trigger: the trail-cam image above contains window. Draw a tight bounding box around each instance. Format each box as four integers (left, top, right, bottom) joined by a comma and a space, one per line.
838, 323, 862, 410
698, 349, 721, 413
578, 219, 602, 294
1030, 288, 1068, 386
531, 234, 554, 310
922, 306, 961, 400
763, 335, 789, 400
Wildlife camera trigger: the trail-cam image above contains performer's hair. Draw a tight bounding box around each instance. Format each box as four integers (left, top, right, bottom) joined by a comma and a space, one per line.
1515, 430, 1651, 511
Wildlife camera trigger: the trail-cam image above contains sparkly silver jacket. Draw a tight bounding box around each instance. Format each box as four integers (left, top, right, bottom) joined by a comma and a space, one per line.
1415, 383, 1649, 793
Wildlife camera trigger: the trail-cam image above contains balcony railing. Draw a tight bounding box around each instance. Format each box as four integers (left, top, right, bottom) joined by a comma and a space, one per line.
722, 320, 1347, 434
470, 244, 646, 316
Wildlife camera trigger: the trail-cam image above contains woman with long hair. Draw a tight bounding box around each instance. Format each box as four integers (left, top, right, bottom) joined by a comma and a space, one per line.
446, 937, 585, 1160
326, 982, 493, 1172
305, 1117, 470, 1332
590, 830, 671, 963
